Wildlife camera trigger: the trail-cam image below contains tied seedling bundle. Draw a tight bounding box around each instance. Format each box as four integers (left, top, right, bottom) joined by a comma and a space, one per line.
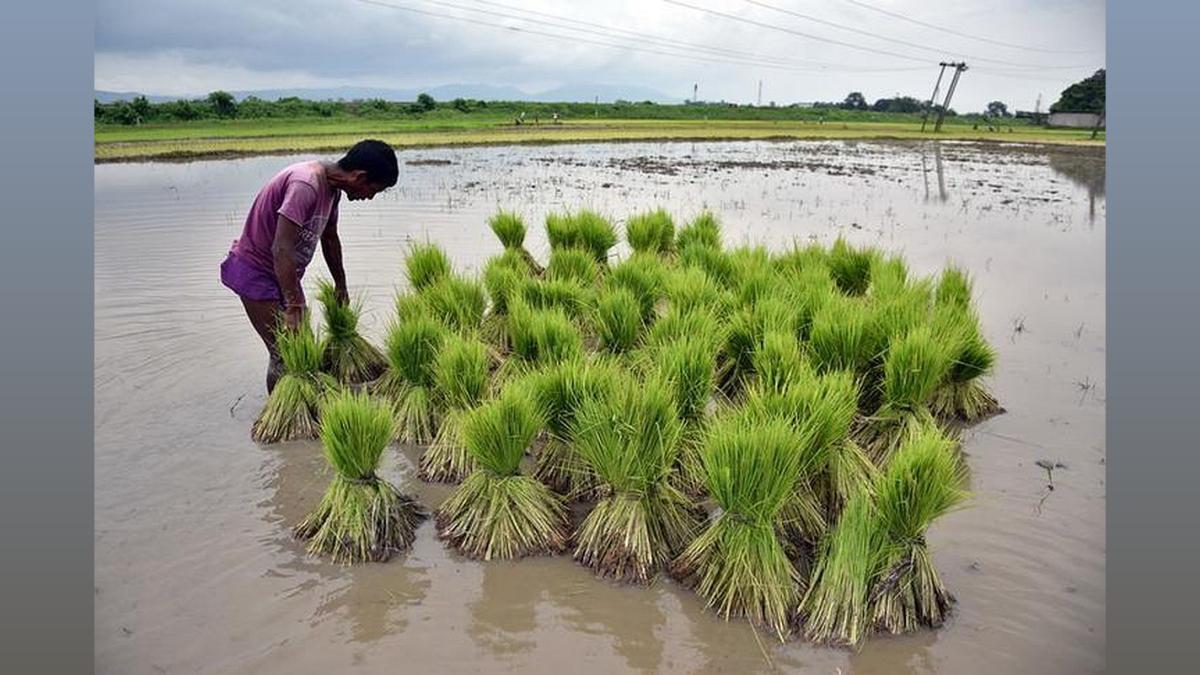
570, 376, 702, 584
670, 414, 812, 641
419, 334, 490, 483
294, 390, 426, 563
930, 268, 1002, 423
481, 250, 534, 352
436, 387, 569, 560
252, 317, 337, 443
675, 210, 722, 251
488, 210, 543, 275
316, 279, 386, 385
625, 208, 676, 255
404, 241, 452, 292
545, 209, 618, 265
374, 315, 447, 444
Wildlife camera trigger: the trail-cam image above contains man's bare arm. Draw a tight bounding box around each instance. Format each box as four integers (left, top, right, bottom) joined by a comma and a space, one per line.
320, 217, 348, 302
271, 215, 306, 327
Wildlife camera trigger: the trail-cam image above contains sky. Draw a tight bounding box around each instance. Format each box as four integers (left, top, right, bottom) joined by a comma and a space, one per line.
94, 0, 1105, 112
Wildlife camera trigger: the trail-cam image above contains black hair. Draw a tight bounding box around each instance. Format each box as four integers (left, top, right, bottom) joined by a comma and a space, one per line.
337, 139, 399, 187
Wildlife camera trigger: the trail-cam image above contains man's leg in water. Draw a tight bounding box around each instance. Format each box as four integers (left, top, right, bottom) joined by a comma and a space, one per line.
239, 296, 285, 392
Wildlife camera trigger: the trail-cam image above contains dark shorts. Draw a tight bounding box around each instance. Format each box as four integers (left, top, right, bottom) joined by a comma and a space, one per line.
220, 251, 284, 303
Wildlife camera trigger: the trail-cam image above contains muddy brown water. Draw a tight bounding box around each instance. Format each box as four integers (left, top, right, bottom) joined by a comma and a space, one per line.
95, 140, 1105, 674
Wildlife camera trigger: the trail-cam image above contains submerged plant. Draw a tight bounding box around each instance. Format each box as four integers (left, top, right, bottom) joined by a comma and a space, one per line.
675, 210, 722, 250
294, 391, 426, 563
436, 388, 569, 560
625, 208, 676, 254
405, 241, 452, 292
316, 279, 387, 385
373, 315, 447, 443
571, 378, 702, 583
671, 414, 808, 641
252, 317, 337, 443
420, 335, 490, 483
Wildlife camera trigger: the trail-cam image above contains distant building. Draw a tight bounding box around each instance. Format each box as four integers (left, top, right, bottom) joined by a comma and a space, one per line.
1014, 110, 1048, 125
1048, 112, 1104, 129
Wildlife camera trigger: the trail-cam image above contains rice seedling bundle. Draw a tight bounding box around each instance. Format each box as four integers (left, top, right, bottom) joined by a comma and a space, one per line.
420, 334, 490, 483
644, 304, 723, 356
518, 277, 595, 322
609, 252, 668, 323
547, 209, 617, 264
675, 210, 722, 251
828, 237, 878, 296
488, 210, 543, 274
670, 414, 810, 640
718, 296, 797, 396
373, 315, 447, 443
405, 241, 452, 292
808, 296, 879, 375
316, 279, 387, 385
751, 331, 811, 396
420, 275, 486, 335
252, 318, 337, 443
527, 358, 624, 496
294, 390, 426, 563
625, 208, 676, 254
929, 305, 1001, 423
868, 423, 967, 635
394, 291, 428, 323
436, 387, 569, 560
504, 299, 584, 377
799, 490, 879, 646
652, 336, 720, 494
595, 286, 643, 355
546, 246, 601, 285
771, 241, 829, 278
480, 252, 533, 350
570, 378, 702, 583
858, 325, 953, 464
935, 264, 973, 310
664, 267, 733, 318
679, 241, 736, 288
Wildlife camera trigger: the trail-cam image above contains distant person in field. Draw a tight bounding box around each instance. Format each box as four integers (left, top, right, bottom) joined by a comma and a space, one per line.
219, 139, 399, 392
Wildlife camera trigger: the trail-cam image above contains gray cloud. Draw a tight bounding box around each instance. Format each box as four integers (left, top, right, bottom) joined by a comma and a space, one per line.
96, 0, 1105, 111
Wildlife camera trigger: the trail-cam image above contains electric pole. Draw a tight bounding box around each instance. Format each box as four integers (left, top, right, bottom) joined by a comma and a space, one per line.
921, 62, 950, 132
693, 83, 698, 103
934, 62, 967, 133
757, 80, 762, 107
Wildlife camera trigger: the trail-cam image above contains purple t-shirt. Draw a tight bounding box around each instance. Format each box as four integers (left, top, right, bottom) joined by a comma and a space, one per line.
220, 161, 340, 301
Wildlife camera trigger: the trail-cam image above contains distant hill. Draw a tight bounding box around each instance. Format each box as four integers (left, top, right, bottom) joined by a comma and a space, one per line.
95, 83, 681, 104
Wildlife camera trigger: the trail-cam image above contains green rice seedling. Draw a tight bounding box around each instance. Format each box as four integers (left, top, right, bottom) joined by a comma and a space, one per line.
547, 246, 601, 285
644, 304, 723, 355
373, 316, 447, 443
316, 279, 387, 385
502, 299, 584, 379
421, 275, 486, 335
528, 358, 624, 497
868, 423, 968, 635
800, 489, 880, 647
812, 371, 879, 511
772, 241, 829, 278
664, 267, 733, 317
420, 335, 490, 483
858, 326, 954, 464
480, 252, 532, 350
651, 336, 719, 496
294, 390, 426, 563
489, 209, 527, 249
780, 265, 838, 340
571, 378, 703, 583
752, 331, 811, 395
625, 208, 676, 254
828, 236, 878, 296
436, 387, 569, 560
717, 296, 795, 397
609, 252, 668, 322
670, 414, 809, 641
868, 277, 933, 350
935, 264, 973, 310
680, 240, 736, 287
675, 210, 722, 250
252, 317, 337, 443
394, 291, 428, 323
518, 277, 595, 322
808, 296, 878, 375
547, 209, 617, 264
595, 286, 643, 355
929, 306, 1001, 423
404, 241, 452, 292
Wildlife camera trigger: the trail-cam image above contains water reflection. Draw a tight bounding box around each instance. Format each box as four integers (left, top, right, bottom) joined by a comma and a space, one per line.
1048, 150, 1106, 223
921, 143, 950, 204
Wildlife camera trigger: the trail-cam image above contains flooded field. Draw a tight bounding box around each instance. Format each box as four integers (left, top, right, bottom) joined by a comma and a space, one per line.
95, 139, 1105, 674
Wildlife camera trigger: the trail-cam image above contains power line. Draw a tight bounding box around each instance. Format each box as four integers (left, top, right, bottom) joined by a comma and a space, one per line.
741, 0, 1094, 70
354, 0, 929, 73
834, 0, 1099, 55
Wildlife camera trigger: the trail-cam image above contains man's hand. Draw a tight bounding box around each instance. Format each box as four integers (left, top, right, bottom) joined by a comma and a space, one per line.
284, 304, 304, 331
335, 285, 350, 306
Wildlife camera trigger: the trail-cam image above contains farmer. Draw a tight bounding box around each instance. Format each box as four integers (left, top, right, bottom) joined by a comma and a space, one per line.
220, 139, 399, 392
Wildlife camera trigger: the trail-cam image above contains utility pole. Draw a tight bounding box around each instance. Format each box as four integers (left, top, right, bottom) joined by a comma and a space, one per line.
934, 62, 967, 133
757, 79, 762, 107
594, 95, 599, 118
921, 62, 950, 132
693, 83, 698, 103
